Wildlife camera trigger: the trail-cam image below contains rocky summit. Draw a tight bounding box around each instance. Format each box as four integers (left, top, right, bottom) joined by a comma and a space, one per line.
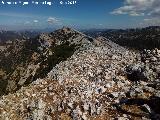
0, 27, 160, 120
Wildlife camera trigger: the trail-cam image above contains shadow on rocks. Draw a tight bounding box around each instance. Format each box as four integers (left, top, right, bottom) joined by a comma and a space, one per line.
113, 96, 160, 119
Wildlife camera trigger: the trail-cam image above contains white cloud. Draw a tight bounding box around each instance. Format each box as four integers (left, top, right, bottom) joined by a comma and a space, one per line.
111, 6, 135, 15
111, 0, 160, 17
129, 11, 145, 16
33, 20, 38, 23
148, 7, 160, 16
111, 0, 160, 27
47, 17, 59, 24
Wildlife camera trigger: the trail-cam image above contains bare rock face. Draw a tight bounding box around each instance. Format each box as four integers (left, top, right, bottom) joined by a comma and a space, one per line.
0, 27, 160, 120
0, 27, 94, 95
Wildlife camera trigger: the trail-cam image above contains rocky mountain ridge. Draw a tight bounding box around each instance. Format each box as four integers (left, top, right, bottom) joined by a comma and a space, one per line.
0, 27, 95, 95
0, 27, 160, 120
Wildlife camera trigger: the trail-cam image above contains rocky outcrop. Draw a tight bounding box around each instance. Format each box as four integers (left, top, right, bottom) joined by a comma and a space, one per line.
0, 27, 95, 95
0, 28, 160, 120
0, 32, 139, 119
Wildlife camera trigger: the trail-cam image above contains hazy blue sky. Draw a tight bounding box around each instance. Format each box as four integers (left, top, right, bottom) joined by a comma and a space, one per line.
0, 0, 160, 30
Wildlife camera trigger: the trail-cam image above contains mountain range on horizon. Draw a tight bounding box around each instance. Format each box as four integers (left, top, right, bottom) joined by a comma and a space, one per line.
1, 26, 160, 49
